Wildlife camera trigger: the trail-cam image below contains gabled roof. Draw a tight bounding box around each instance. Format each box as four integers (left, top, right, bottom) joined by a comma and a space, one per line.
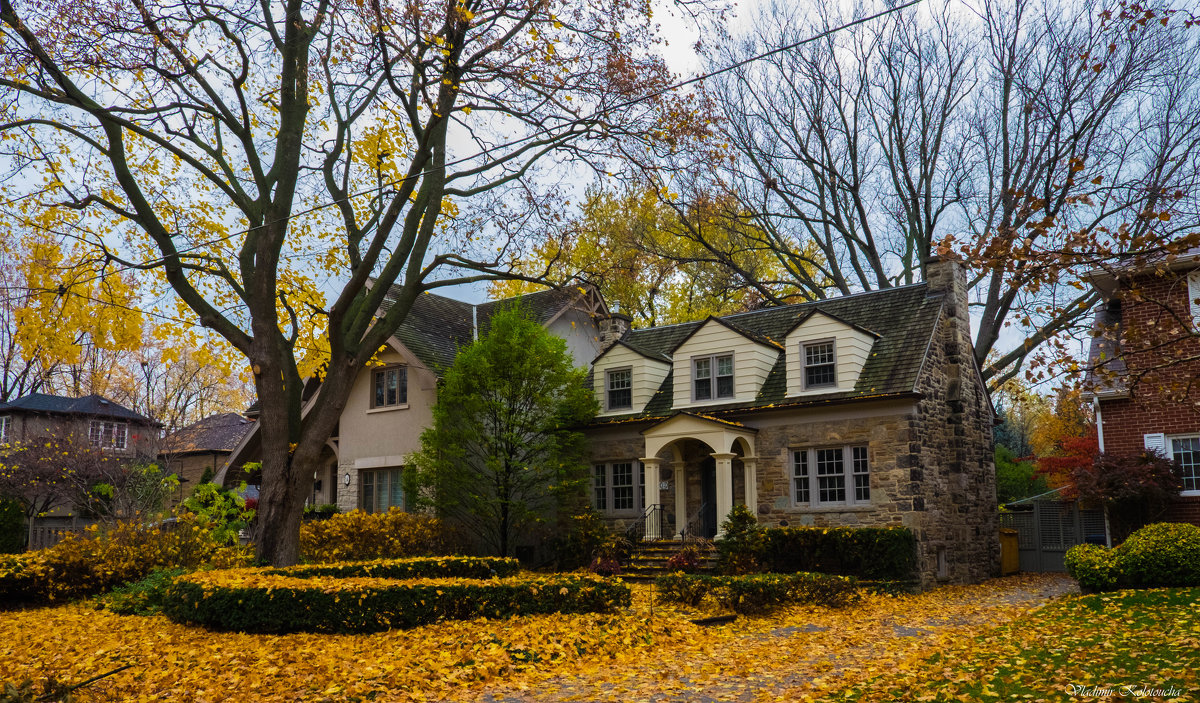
592, 283, 942, 423
782, 307, 881, 339
593, 338, 672, 365
160, 413, 254, 456
0, 392, 157, 425
669, 315, 784, 354
382, 285, 600, 374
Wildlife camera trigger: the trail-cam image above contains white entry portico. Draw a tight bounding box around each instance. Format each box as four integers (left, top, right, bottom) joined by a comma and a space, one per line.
639, 412, 758, 539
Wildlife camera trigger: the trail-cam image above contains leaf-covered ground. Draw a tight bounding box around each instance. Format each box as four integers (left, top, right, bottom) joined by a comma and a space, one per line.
3, 574, 1190, 702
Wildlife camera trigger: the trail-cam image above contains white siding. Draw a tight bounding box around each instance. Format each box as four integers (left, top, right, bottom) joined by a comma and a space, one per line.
671, 320, 779, 408
785, 313, 877, 397
593, 345, 670, 415
546, 307, 603, 368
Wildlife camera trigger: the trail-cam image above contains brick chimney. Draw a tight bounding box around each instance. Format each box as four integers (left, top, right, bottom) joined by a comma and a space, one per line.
597, 313, 632, 349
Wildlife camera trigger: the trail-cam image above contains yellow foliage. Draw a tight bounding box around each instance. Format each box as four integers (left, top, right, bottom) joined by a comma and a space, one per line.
299, 508, 446, 563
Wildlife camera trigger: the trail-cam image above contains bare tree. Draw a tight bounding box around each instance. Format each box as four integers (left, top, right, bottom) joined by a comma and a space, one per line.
0, 0, 703, 564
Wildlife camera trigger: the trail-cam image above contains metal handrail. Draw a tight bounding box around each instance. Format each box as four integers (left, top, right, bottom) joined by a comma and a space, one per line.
680, 501, 710, 540
625, 503, 666, 542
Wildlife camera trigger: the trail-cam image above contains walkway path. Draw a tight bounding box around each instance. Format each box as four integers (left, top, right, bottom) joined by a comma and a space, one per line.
479, 574, 1078, 703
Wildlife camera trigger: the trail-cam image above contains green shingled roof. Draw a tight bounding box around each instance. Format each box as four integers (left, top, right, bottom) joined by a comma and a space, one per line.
596, 283, 942, 423
382, 286, 586, 374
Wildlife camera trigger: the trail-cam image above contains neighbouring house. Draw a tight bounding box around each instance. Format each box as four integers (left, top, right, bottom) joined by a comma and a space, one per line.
158, 413, 254, 504
217, 284, 611, 514
0, 393, 159, 458
1084, 249, 1200, 526
583, 257, 998, 586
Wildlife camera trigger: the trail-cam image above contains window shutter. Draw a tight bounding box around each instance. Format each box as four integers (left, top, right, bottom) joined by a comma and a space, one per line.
1143, 433, 1167, 455
1189, 270, 1200, 328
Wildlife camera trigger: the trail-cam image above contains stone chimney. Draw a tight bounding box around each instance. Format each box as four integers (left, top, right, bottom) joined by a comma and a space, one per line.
597, 313, 632, 349
924, 254, 969, 326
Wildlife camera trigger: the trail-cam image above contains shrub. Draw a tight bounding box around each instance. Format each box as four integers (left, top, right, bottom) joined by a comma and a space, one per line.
1064, 544, 1120, 593
551, 511, 616, 570
1064, 522, 1200, 592
714, 505, 763, 575
666, 544, 707, 573
96, 567, 188, 615
1115, 522, 1200, 588
0, 499, 23, 554
271, 556, 519, 581
163, 570, 630, 633
757, 526, 917, 580
298, 508, 445, 563
0, 514, 250, 605
656, 572, 858, 613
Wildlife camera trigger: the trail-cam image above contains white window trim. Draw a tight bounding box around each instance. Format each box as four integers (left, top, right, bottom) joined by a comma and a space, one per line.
605, 366, 633, 412
1168, 433, 1200, 497
691, 352, 736, 403
89, 420, 129, 451
1188, 270, 1200, 329
592, 461, 645, 516
0, 415, 9, 444
801, 338, 838, 391
370, 365, 409, 411
791, 445, 871, 508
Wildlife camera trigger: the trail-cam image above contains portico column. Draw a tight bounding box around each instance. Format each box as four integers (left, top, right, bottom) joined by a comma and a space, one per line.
640, 458, 662, 540
673, 461, 688, 539
743, 456, 759, 516
712, 452, 737, 538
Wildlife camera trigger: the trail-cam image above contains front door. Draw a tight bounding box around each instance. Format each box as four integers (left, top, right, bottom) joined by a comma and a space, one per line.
700, 456, 717, 538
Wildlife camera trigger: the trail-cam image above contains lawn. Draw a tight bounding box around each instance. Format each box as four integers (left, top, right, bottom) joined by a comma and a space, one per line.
2, 574, 1194, 702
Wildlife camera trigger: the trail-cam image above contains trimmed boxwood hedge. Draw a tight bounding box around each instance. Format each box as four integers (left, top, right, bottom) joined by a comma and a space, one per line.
1065, 522, 1200, 593
163, 570, 629, 633
753, 526, 917, 580
271, 556, 520, 580
655, 571, 859, 613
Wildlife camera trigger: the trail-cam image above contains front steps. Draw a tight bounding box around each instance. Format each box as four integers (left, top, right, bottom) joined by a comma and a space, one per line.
621, 540, 717, 582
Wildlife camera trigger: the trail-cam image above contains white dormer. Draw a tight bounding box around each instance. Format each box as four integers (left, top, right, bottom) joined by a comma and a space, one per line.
784, 310, 879, 397
592, 342, 670, 416
671, 317, 781, 408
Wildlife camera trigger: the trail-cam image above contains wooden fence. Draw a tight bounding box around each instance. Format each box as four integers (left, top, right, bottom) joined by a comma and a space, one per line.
26, 516, 100, 551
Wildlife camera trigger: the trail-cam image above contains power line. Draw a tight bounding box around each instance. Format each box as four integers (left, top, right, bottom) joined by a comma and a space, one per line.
15, 0, 922, 310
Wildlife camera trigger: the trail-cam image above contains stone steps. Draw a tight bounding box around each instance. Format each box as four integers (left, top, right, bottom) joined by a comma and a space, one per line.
620, 540, 717, 583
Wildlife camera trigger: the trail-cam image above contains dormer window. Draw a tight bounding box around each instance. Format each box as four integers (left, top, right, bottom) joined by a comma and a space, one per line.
606, 368, 632, 411
694, 354, 734, 401
803, 341, 837, 389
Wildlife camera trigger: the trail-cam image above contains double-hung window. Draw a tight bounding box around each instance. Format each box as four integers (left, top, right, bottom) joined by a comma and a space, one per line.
792, 445, 870, 506
361, 467, 405, 513
89, 420, 128, 450
1171, 435, 1200, 493
803, 341, 837, 389
693, 354, 734, 402
372, 366, 408, 408
592, 461, 645, 514
606, 368, 632, 411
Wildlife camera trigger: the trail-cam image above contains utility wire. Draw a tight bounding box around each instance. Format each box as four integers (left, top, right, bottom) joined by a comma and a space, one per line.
14, 0, 922, 305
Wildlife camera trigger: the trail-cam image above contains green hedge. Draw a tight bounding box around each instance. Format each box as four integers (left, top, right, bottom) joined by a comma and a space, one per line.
1066, 522, 1200, 592
274, 556, 520, 580
163, 571, 630, 633
656, 571, 858, 613
717, 523, 917, 579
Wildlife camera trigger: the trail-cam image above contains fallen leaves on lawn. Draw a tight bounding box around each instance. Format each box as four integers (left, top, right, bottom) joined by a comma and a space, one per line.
0, 574, 1085, 702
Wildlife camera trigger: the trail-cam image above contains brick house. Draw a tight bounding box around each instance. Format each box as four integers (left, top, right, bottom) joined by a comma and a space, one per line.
585, 257, 999, 586
1084, 250, 1200, 526
158, 413, 254, 504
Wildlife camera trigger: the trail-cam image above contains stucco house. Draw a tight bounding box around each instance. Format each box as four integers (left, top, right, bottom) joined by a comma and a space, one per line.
583, 257, 998, 585
1084, 248, 1200, 526
0, 392, 159, 458
217, 284, 610, 512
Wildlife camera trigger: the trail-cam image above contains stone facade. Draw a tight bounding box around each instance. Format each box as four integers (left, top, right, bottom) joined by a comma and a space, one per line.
583, 258, 1000, 587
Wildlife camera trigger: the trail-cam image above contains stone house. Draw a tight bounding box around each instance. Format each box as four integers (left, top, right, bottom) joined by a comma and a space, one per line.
584, 258, 999, 585
1084, 249, 1200, 526
217, 284, 610, 514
